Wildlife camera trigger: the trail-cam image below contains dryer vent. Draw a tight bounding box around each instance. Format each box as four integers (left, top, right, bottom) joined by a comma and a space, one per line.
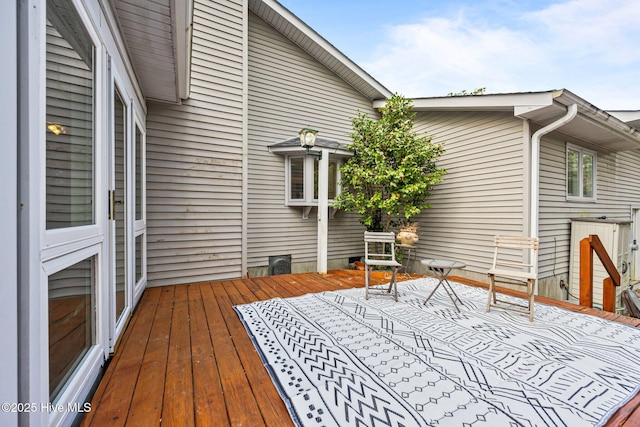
268, 255, 291, 276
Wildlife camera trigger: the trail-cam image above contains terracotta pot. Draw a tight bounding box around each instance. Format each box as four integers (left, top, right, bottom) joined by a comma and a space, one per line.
397, 230, 419, 246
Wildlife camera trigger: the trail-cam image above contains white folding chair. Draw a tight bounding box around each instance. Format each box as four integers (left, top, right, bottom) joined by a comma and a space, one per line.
364, 231, 402, 301
486, 235, 539, 322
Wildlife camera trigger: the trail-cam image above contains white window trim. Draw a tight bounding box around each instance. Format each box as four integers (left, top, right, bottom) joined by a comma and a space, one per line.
566, 143, 597, 202
285, 154, 341, 207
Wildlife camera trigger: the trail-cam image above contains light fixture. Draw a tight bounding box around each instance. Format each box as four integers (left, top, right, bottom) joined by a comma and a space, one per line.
47, 121, 66, 136
299, 127, 318, 148
298, 127, 321, 158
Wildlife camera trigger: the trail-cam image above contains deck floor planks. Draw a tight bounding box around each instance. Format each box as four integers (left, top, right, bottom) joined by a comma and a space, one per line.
235, 277, 274, 302
203, 282, 265, 426
161, 285, 195, 426
126, 287, 175, 426
80, 271, 640, 426
186, 283, 229, 427
221, 280, 294, 427
81, 286, 162, 427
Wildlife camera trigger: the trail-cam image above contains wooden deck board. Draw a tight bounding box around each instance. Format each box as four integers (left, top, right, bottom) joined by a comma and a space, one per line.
222, 280, 293, 427
82, 286, 162, 426
187, 284, 229, 427
162, 285, 194, 427
126, 287, 174, 426
80, 271, 640, 426
206, 283, 265, 426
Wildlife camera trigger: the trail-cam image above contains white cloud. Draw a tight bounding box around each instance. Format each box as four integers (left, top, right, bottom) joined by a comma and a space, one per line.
363, 0, 640, 109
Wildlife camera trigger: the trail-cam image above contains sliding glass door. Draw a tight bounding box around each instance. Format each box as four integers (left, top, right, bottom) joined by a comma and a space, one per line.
41, 0, 146, 423
44, 0, 102, 415
112, 86, 129, 333
109, 64, 146, 347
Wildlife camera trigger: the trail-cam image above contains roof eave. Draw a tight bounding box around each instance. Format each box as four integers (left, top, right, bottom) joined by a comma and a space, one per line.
269, 137, 354, 157
173, 0, 194, 100
249, 0, 392, 102
551, 89, 640, 151
392, 90, 640, 152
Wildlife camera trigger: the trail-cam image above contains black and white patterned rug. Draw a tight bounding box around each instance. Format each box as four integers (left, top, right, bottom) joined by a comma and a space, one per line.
234, 278, 640, 426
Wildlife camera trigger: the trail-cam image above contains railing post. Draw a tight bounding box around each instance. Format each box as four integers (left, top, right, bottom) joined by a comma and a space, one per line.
603, 277, 615, 312
579, 237, 593, 308
579, 234, 621, 312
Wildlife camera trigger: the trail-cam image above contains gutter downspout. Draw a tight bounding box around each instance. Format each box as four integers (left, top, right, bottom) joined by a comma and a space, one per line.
530, 103, 577, 239
529, 103, 577, 294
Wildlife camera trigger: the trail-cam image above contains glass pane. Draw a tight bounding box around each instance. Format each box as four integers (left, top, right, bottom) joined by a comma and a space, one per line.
48, 256, 95, 402
314, 158, 319, 200
135, 234, 143, 283
114, 89, 126, 321
313, 159, 339, 200
328, 161, 338, 199
582, 153, 594, 198
290, 157, 304, 200
45, 0, 95, 229
567, 149, 579, 197
135, 125, 143, 220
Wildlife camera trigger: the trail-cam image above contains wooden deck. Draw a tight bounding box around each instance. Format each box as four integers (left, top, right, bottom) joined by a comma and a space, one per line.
80, 270, 640, 427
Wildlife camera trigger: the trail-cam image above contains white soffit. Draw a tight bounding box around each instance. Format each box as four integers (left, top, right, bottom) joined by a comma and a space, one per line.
109, 0, 192, 104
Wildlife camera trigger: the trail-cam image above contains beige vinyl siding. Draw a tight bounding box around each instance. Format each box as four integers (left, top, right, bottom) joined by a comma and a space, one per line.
247, 12, 374, 272
146, 0, 245, 286
538, 135, 640, 281
411, 111, 527, 279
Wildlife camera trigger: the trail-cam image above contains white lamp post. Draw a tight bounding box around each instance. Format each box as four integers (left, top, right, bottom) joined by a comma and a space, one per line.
298, 127, 327, 274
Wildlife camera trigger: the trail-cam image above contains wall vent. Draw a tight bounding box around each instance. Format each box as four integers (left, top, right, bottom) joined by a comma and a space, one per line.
268, 255, 292, 276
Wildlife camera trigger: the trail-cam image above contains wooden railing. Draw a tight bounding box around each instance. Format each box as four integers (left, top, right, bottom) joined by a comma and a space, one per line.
580, 234, 621, 312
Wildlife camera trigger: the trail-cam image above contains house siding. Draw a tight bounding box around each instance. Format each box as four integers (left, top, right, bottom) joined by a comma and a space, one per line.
411, 111, 528, 280
146, 0, 245, 286
246, 12, 375, 274
538, 134, 640, 298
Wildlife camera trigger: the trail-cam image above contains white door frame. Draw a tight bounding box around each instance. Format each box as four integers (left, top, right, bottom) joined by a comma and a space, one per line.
108, 67, 135, 351
37, 0, 107, 425
632, 207, 640, 283
2, 1, 18, 426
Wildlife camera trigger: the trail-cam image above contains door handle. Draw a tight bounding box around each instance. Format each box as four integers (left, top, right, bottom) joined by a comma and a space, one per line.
108, 190, 124, 220
108, 190, 115, 220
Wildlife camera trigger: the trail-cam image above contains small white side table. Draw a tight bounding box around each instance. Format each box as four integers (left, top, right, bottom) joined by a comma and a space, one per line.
421, 258, 466, 312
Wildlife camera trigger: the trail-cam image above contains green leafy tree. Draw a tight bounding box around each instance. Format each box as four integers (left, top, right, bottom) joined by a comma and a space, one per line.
448, 87, 486, 96
335, 94, 446, 232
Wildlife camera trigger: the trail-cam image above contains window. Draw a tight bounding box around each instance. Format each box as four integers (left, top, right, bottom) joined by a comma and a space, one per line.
290, 157, 305, 200
314, 158, 338, 200
48, 256, 96, 402
135, 124, 143, 221
567, 144, 596, 200
286, 155, 340, 205
45, 0, 95, 229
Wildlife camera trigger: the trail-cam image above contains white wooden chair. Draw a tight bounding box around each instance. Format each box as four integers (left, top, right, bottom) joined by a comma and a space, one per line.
486, 235, 539, 322
364, 231, 402, 301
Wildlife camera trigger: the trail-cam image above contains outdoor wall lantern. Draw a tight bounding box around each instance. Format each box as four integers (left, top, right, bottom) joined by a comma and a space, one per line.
299, 127, 321, 158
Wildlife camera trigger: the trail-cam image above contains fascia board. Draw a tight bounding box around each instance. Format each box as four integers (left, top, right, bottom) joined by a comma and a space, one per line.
250, 0, 392, 100
374, 91, 557, 113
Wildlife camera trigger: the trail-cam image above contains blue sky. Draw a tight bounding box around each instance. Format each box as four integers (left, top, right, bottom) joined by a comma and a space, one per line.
280, 0, 639, 110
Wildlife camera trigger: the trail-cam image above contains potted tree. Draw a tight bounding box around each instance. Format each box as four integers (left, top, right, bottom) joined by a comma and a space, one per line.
334, 94, 446, 235
397, 221, 419, 246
